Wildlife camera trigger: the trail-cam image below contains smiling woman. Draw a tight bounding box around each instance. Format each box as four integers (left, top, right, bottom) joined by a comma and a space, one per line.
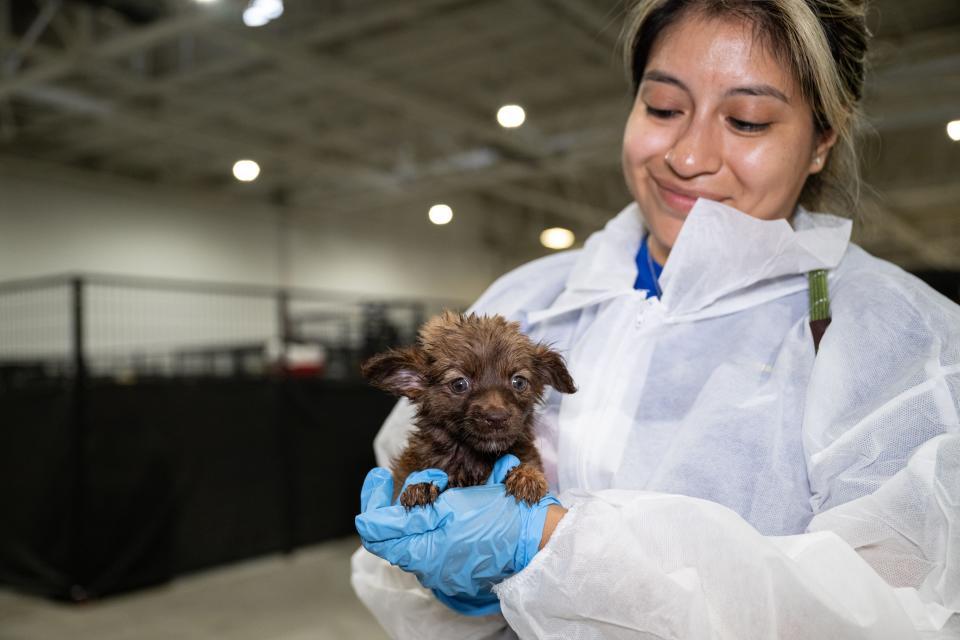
624, 0, 867, 213
622, 0, 865, 263
351, 1, 960, 638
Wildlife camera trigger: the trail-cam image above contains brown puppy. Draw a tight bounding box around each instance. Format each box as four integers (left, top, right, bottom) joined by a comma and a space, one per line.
361, 311, 576, 509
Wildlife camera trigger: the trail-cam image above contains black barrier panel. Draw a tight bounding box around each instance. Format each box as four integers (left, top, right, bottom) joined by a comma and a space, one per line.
914, 270, 960, 304
282, 381, 398, 548
0, 383, 75, 597
0, 379, 394, 600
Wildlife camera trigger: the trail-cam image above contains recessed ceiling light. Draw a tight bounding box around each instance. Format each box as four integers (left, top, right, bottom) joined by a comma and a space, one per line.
243, 0, 283, 27
947, 120, 960, 142
540, 227, 574, 250
497, 104, 525, 128
243, 8, 270, 27
428, 204, 453, 225
232, 159, 260, 182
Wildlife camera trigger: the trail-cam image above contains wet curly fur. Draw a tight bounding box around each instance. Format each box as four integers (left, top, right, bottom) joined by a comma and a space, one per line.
361, 311, 577, 509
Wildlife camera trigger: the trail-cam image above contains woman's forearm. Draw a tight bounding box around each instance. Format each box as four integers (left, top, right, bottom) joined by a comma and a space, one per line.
501, 493, 922, 639
539, 505, 567, 550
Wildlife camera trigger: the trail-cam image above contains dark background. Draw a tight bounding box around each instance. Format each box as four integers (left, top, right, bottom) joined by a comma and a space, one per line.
0, 377, 394, 601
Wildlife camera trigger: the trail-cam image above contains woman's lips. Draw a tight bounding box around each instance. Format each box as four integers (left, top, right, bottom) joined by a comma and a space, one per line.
654, 179, 725, 214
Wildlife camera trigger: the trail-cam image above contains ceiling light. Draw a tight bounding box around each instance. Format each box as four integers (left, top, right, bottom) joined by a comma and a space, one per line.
428, 204, 453, 225
497, 104, 525, 128
258, 0, 283, 19
243, 0, 283, 27
540, 227, 574, 250
243, 8, 270, 27
233, 159, 260, 182
948, 120, 960, 142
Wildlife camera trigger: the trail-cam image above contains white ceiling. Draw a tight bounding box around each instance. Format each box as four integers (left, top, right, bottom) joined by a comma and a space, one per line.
1, 0, 958, 269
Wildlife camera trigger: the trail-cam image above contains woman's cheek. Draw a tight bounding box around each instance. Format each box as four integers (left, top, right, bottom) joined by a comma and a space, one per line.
622, 124, 645, 167
730, 138, 804, 219
624, 126, 670, 170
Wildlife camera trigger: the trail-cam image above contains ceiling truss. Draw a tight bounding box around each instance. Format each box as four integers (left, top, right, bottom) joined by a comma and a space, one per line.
0, 0, 957, 269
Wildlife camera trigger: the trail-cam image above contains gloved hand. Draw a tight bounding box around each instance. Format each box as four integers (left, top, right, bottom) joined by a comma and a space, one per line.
355, 454, 560, 616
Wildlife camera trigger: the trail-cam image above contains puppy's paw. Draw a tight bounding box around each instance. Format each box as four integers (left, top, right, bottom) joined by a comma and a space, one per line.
504, 464, 548, 506
399, 482, 440, 510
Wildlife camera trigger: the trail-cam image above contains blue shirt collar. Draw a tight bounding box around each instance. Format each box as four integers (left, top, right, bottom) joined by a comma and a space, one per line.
633, 234, 663, 297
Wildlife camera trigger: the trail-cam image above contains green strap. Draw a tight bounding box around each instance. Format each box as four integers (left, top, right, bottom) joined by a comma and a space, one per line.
807, 269, 830, 322
807, 269, 831, 354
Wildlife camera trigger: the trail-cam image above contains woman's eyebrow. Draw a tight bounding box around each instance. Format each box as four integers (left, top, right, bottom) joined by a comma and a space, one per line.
642, 70, 688, 91
642, 71, 790, 104
726, 85, 790, 103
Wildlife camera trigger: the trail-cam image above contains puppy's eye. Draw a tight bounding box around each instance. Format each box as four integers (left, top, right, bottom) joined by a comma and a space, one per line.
449, 377, 470, 394
511, 375, 528, 392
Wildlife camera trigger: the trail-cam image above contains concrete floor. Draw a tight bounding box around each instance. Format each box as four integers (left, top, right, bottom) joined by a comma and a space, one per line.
0, 537, 388, 640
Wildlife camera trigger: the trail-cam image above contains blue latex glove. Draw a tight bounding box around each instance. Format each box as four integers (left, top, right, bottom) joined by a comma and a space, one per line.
355, 454, 560, 616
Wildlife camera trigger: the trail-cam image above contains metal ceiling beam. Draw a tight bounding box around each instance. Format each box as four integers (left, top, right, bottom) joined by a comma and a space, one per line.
288, 101, 626, 211
868, 101, 960, 133
870, 53, 960, 86
0, 31, 387, 180
27, 7, 556, 172
2, 0, 62, 74
48, 3, 78, 49
69, 1, 530, 166
539, 0, 622, 51
870, 26, 960, 70
294, 126, 623, 220
0, 1, 13, 140
75, 64, 394, 183
0, 10, 221, 99
351, 14, 538, 80
864, 33, 960, 132
307, 97, 627, 170
206, 26, 547, 162
305, 0, 479, 48
0, 1, 9, 38
77, 104, 392, 190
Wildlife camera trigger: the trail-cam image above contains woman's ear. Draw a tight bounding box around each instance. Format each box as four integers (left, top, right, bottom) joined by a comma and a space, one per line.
361, 347, 427, 400
809, 128, 838, 175
533, 345, 577, 394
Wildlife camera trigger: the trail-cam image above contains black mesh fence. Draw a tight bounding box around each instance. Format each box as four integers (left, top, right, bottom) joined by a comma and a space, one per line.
0, 277, 73, 388
0, 273, 458, 387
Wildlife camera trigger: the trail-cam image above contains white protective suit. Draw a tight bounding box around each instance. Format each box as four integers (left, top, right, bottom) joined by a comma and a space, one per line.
351, 199, 960, 639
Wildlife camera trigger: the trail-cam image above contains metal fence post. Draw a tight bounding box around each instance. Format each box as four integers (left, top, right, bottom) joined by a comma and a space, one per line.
69, 276, 88, 601
275, 288, 297, 553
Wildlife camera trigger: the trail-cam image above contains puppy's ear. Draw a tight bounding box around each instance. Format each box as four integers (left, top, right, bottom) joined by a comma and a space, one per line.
361, 347, 428, 399
533, 344, 577, 394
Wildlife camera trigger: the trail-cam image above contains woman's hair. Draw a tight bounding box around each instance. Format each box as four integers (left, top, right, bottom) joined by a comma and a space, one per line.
621, 0, 870, 216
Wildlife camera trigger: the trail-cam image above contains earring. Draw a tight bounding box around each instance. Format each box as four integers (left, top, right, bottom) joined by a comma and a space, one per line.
813, 156, 822, 164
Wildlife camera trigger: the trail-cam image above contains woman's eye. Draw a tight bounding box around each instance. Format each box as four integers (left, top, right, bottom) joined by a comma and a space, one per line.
646, 105, 679, 119
449, 378, 470, 394
511, 375, 529, 392
728, 117, 770, 133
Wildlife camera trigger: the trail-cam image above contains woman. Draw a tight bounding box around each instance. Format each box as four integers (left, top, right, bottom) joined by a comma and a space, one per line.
352, 0, 960, 637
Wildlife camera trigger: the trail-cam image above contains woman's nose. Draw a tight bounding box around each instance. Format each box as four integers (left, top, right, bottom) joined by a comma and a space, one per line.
664, 117, 722, 177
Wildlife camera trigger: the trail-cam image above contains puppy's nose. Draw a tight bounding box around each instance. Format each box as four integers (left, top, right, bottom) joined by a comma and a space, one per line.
483, 408, 510, 425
